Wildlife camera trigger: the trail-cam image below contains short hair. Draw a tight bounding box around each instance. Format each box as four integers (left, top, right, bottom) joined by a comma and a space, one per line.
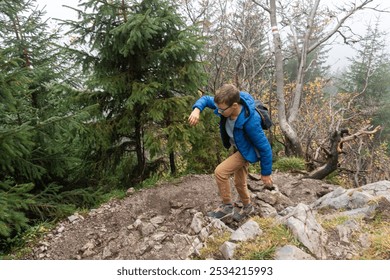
214, 84, 240, 106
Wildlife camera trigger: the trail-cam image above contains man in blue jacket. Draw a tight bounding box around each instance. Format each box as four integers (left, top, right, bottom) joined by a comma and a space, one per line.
188, 84, 273, 221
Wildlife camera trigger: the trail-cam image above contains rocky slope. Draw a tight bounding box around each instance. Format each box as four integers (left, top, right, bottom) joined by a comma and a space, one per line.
24, 173, 390, 260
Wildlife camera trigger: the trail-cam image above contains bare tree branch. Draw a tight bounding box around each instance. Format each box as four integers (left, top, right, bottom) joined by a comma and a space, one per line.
252, 0, 271, 14
308, 0, 375, 53
339, 125, 381, 147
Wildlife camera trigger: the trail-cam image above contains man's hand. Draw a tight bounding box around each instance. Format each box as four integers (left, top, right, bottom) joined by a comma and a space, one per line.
188, 108, 201, 126
261, 175, 273, 188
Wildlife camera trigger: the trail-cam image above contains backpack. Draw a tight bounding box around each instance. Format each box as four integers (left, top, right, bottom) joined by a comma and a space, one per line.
254, 99, 273, 130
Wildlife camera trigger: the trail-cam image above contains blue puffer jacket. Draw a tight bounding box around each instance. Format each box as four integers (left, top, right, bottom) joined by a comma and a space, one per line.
192, 92, 272, 176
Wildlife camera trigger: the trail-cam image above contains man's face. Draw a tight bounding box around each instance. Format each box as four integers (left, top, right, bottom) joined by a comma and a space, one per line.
216, 102, 234, 116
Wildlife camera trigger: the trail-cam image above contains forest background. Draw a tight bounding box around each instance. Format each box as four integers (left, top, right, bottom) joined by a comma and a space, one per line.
1, 0, 390, 256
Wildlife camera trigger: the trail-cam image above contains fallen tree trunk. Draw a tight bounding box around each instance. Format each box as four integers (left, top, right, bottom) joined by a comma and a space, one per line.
307, 126, 381, 180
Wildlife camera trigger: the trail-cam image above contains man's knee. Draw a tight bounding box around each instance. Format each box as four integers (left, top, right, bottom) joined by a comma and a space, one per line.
214, 164, 227, 179
214, 165, 221, 178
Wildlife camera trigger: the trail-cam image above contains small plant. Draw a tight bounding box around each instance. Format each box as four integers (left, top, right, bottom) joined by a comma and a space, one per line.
235, 217, 303, 260
273, 157, 306, 172
250, 246, 277, 260
320, 215, 350, 230
1, 221, 54, 259
135, 174, 161, 190
357, 222, 390, 259
198, 231, 231, 259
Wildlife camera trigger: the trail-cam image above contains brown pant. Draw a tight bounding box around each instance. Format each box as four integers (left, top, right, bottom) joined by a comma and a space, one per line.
214, 151, 250, 205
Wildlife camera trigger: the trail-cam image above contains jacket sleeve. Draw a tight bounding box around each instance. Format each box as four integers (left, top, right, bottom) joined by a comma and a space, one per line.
192, 95, 217, 112
244, 114, 273, 176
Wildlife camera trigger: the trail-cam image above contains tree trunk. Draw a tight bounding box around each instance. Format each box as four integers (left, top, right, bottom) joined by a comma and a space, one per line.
288, 0, 320, 124
308, 130, 341, 179
269, 0, 303, 157
134, 108, 146, 179
169, 151, 176, 175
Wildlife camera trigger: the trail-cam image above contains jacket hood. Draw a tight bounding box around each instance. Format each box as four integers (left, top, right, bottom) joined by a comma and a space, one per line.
235, 91, 255, 128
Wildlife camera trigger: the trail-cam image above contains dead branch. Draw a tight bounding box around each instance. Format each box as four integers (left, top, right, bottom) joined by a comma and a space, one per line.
338, 125, 381, 152
308, 125, 381, 180
252, 0, 271, 14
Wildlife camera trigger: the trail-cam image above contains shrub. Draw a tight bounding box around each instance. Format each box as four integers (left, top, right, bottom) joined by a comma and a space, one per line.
273, 157, 306, 172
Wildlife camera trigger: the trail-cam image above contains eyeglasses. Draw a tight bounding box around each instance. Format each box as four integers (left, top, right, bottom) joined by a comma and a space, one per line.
216, 104, 233, 114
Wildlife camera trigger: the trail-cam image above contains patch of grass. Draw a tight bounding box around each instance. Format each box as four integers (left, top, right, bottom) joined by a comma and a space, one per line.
316, 214, 390, 260
250, 246, 277, 260
324, 171, 343, 185
198, 231, 231, 259
235, 217, 303, 260
198, 217, 304, 260
1, 221, 55, 260
356, 220, 390, 260
135, 174, 161, 190
99, 189, 127, 203
319, 215, 350, 230
273, 157, 306, 172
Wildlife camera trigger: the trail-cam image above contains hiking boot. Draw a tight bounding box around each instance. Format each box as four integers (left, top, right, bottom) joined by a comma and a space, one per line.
207, 204, 234, 219
233, 203, 255, 222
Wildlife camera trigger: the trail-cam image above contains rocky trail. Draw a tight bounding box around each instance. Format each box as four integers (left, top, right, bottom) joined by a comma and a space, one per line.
24, 173, 390, 260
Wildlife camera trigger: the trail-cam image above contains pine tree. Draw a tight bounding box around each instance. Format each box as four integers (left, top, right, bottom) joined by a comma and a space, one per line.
0, 0, 98, 241
63, 0, 206, 183
339, 22, 390, 149
0, 47, 38, 239
340, 22, 390, 104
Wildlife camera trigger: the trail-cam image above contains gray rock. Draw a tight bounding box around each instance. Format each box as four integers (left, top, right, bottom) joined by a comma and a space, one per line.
133, 219, 142, 229
150, 215, 166, 226
151, 232, 167, 243
82, 249, 96, 257
190, 237, 203, 257
312, 187, 373, 210
358, 233, 371, 248
173, 234, 192, 247
220, 241, 237, 260
199, 227, 209, 242
102, 247, 113, 259
336, 220, 360, 244
190, 212, 205, 234
255, 201, 278, 217
137, 241, 152, 256
275, 245, 315, 260
230, 220, 262, 242
139, 222, 156, 237
67, 215, 79, 223
257, 192, 278, 205
172, 234, 195, 259
81, 240, 96, 251
57, 226, 65, 233
126, 187, 135, 196
208, 218, 234, 233
324, 206, 373, 220
361, 180, 390, 202
282, 203, 328, 259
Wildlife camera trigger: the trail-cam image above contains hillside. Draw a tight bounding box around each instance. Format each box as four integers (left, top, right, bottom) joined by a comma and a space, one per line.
22, 173, 390, 260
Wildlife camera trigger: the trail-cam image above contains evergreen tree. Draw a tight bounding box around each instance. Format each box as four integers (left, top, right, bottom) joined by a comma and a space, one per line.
0, 0, 97, 244
63, 0, 206, 183
0, 49, 37, 240
338, 22, 390, 145
340, 22, 390, 104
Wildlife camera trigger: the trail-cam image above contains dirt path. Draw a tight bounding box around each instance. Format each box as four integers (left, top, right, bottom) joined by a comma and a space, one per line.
24, 173, 335, 260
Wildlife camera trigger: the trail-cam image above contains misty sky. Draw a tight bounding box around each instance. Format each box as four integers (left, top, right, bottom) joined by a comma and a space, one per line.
36, 0, 390, 72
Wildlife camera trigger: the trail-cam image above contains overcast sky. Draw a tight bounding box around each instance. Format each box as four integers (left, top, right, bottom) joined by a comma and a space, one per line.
36, 0, 390, 72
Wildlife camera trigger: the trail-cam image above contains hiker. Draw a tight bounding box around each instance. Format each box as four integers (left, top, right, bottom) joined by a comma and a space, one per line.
188, 84, 273, 221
